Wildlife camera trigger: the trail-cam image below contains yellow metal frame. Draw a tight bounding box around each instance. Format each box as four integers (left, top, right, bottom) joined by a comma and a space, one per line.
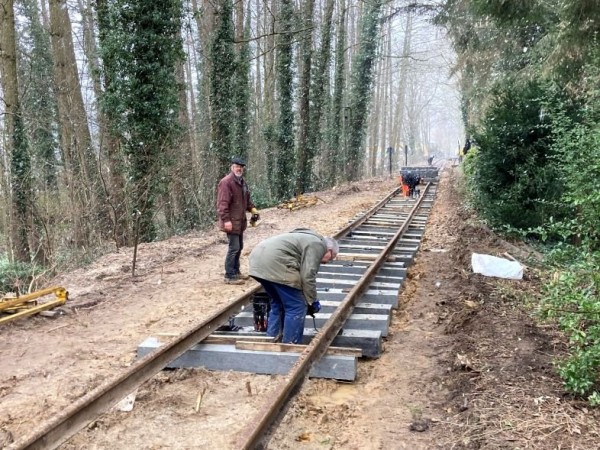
0, 286, 68, 325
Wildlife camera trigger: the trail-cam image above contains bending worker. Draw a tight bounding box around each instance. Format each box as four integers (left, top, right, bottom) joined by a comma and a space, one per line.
249, 228, 339, 344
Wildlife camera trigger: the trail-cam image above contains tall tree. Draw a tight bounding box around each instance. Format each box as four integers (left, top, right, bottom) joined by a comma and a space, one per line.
168, 53, 198, 231
209, 0, 236, 176
390, 9, 412, 168
367, 26, 386, 178
262, 0, 278, 193
326, 0, 347, 186
294, 0, 316, 194
19, 0, 59, 192
274, 0, 296, 200
98, 0, 184, 242
307, 0, 335, 187
231, 9, 251, 162
0, 0, 33, 262
345, 0, 384, 181
93, 0, 129, 247
49, 0, 107, 246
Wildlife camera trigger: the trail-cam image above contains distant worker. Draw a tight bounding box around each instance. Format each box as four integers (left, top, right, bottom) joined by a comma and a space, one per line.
216, 157, 259, 284
249, 229, 339, 344
427, 155, 434, 166
462, 138, 472, 157
401, 170, 421, 197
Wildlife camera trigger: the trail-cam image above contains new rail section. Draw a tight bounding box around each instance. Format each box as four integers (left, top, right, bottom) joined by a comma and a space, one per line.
9, 180, 437, 450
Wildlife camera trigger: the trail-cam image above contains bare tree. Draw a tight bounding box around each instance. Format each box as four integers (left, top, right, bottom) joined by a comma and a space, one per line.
49, 0, 106, 247
0, 0, 32, 261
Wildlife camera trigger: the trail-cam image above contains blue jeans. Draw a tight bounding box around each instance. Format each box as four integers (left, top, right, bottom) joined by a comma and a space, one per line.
253, 277, 307, 344
225, 233, 243, 279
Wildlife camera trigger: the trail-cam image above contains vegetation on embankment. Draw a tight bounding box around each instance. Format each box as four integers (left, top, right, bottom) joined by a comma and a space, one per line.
437, 0, 600, 404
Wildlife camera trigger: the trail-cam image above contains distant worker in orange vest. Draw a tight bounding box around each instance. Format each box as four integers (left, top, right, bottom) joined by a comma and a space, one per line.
400, 170, 421, 198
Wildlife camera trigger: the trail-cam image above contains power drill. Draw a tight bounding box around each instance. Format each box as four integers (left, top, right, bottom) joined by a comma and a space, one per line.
249, 213, 260, 227
306, 300, 321, 317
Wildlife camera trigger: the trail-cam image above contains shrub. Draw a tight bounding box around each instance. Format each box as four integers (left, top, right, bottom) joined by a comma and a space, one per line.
539, 252, 600, 402
464, 79, 563, 230
0, 256, 36, 294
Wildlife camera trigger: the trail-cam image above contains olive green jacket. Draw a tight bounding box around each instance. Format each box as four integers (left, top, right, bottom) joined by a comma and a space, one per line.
249, 229, 327, 303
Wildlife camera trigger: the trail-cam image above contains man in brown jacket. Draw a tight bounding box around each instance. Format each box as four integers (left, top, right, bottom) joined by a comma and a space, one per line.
216, 157, 258, 284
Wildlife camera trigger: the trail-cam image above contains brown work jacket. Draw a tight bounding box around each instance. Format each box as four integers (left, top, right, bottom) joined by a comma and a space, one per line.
216, 172, 255, 234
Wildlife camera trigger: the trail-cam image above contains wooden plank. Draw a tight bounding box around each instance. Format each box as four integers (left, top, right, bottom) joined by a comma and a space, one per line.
155, 333, 275, 345
205, 336, 275, 345
235, 341, 362, 357
211, 328, 383, 358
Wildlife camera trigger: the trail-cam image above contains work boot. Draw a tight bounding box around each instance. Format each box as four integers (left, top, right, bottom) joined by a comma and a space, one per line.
236, 273, 250, 280
224, 277, 244, 285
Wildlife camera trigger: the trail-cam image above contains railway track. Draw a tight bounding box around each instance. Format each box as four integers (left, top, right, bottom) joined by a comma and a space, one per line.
8, 176, 437, 450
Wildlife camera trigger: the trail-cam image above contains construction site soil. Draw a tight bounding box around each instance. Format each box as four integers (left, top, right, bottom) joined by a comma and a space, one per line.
2, 167, 599, 449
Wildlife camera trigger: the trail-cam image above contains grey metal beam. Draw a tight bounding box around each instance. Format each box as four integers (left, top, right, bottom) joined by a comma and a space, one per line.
137, 339, 357, 381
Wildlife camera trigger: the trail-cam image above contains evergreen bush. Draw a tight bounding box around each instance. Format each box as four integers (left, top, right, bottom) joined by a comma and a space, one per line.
464, 80, 562, 230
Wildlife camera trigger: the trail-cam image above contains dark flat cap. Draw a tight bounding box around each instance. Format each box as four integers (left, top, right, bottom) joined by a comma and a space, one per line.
231, 157, 246, 166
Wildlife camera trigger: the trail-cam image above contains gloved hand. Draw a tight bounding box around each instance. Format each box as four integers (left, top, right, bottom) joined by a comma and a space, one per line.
250, 208, 260, 227
306, 300, 321, 317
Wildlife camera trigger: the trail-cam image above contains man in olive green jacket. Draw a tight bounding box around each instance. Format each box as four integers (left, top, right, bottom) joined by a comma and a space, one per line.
249, 228, 338, 343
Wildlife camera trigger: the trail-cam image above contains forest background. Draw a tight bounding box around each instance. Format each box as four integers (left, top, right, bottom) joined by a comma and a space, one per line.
0, 0, 459, 270
1, 0, 600, 403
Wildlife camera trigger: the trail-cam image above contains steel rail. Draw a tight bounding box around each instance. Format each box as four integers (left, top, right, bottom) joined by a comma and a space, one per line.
8, 185, 403, 450
8, 287, 260, 450
333, 187, 401, 239
235, 182, 431, 449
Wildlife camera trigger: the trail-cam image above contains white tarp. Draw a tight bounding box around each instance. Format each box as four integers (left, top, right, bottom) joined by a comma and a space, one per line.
471, 253, 523, 280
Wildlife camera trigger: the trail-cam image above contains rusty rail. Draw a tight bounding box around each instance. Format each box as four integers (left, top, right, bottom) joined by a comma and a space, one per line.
7, 184, 419, 450
235, 183, 431, 449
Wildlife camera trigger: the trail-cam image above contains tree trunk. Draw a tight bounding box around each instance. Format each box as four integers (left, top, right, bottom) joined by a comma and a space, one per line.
49, 0, 103, 247
307, 0, 335, 187
90, 0, 130, 247
209, 0, 236, 176
391, 9, 412, 169
294, 0, 316, 194
368, 31, 385, 178
380, 22, 392, 176
0, 0, 33, 262
263, 0, 277, 192
326, 0, 347, 186
274, 0, 295, 200
170, 56, 197, 229
345, 0, 384, 182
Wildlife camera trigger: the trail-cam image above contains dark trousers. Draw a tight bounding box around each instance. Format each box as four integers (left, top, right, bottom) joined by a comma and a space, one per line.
252, 277, 306, 344
225, 233, 243, 279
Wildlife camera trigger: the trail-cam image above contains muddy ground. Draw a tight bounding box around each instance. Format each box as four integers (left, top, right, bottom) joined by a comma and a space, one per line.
1, 167, 599, 449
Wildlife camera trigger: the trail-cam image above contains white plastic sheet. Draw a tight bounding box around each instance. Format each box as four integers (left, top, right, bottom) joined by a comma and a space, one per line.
471, 253, 523, 280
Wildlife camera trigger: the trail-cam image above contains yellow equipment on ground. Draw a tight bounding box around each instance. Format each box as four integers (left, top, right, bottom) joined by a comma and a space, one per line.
0, 286, 68, 325
277, 194, 322, 211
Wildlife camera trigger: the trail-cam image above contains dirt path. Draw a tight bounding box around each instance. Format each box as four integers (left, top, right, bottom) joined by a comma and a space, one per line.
2, 168, 599, 449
